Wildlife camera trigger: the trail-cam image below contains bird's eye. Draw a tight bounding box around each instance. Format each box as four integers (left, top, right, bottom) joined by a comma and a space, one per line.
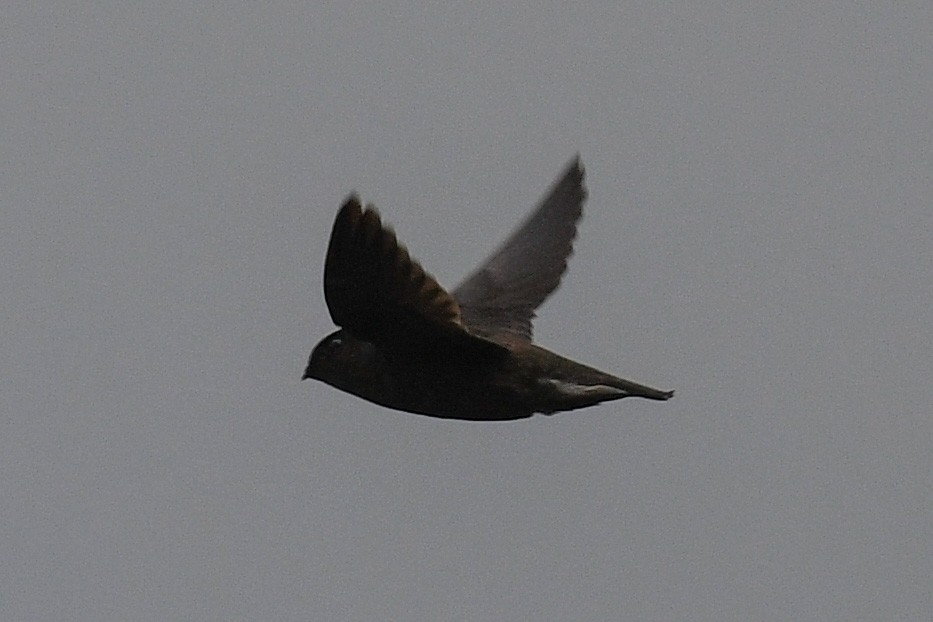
320, 336, 343, 356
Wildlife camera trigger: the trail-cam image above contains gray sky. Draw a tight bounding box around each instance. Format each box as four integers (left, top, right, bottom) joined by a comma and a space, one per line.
2, 2, 931, 620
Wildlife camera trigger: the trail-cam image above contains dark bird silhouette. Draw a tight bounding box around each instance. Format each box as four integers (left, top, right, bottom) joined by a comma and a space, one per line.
303, 158, 674, 420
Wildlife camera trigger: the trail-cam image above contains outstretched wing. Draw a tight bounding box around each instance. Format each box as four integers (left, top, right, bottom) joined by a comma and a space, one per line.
453, 157, 586, 342
323, 197, 507, 357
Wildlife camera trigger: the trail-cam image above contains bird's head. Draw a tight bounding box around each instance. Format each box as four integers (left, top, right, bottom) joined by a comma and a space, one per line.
303, 330, 348, 382
302, 329, 379, 393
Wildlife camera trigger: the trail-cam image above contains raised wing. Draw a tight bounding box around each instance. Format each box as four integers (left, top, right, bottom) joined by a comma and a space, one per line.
323, 197, 507, 357
453, 157, 586, 342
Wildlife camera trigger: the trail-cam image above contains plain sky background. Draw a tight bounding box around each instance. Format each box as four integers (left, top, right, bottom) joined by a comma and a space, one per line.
2, 2, 931, 620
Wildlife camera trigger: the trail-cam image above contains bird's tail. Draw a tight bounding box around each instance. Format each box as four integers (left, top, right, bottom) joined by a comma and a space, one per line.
603, 375, 674, 401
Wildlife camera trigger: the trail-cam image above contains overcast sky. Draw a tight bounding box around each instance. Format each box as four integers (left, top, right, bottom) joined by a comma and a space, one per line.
2, 2, 931, 620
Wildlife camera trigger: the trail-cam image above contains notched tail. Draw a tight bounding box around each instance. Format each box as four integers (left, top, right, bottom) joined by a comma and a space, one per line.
540, 377, 673, 414
607, 376, 674, 401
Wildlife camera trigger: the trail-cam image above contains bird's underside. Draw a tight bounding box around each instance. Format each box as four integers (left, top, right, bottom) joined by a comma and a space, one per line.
311, 332, 672, 420
303, 157, 674, 420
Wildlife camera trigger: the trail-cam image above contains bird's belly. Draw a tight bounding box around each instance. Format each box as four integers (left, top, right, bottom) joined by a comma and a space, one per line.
369, 362, 533, 421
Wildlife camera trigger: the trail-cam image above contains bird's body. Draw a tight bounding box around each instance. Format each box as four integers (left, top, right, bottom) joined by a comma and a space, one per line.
309, 329, 672, 421
303, 158, 673, 420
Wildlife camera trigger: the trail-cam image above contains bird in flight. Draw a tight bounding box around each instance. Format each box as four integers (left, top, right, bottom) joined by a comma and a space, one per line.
303, 157, 673, 420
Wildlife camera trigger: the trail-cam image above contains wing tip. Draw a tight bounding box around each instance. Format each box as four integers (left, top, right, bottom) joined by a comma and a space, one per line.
568, 154, 585, 181
340, 193, 362, 212
560, 155, 587, 202
335, 195, 386, 240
